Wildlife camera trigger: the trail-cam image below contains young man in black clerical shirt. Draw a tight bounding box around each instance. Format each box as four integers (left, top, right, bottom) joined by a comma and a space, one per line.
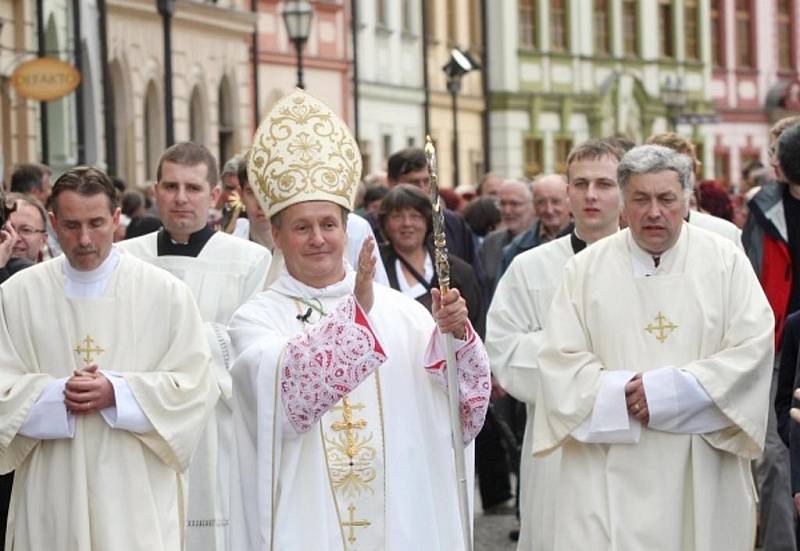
119, 142, 271, 551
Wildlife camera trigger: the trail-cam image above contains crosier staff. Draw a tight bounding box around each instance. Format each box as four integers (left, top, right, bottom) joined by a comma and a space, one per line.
424, 136, 472, 551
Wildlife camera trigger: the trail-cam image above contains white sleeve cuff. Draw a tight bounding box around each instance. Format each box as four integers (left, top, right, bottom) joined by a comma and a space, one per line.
19, 378, 75, 440
100, 371, 154, 434
643, 367, 731, 433
571, 370, 641, 444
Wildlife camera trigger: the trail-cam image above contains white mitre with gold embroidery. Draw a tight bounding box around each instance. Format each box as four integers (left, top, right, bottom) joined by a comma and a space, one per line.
248, 89, 362, 217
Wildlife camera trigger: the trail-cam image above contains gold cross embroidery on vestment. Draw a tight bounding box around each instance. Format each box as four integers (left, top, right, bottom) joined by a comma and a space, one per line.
341, 503, 370, 544
331, 397, 368, 457
644, 312, 678, 343
74, 335, 105, 365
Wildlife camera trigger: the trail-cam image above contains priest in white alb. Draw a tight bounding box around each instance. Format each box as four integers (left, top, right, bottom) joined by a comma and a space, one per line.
0, 167, 218, 551
533, 145, 774, 550
228, 89, 491, 550
487, 139, 623, 550
120, 142, 271, 551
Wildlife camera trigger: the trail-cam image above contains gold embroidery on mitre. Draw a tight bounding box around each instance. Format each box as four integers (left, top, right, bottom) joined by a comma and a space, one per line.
644, 311, 678, 343
248, 89, 362, 218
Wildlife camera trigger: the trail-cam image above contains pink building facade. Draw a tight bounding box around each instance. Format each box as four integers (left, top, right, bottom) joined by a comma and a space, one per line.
254, 0, 352, 130
710, 0, 800, 188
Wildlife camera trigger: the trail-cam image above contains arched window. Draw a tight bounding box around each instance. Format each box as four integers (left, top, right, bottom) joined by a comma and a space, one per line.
81, 42, 98, 164
217, 77, 235, 166
45, 14, 71, 167
144, 82, 163, 181
189, 86, 206, 145
109, 59, 135, 184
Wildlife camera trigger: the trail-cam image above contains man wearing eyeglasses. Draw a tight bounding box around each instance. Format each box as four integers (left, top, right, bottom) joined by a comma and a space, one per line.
0, 194, 48, 285
7, 193, 48, 264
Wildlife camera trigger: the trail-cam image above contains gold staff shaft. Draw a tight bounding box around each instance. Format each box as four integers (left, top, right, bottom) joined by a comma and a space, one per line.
424, 135, 473, 551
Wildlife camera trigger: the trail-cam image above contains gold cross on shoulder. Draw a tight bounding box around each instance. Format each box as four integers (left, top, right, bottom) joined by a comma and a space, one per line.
644, 312, 678, 343
74, 335, 105, 365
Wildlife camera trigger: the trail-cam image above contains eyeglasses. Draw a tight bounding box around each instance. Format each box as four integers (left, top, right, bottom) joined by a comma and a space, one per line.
14, 226, 47, 237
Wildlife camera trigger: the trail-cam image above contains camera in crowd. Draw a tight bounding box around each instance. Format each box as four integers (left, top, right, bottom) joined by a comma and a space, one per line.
0, 193, 15, 227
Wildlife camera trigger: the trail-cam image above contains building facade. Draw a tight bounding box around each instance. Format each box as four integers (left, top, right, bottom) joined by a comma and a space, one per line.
2, 0, 256, 187
488, 0, 717, 179
255, 0, 351, 131
0, 1, 39, 182
710, 0, 800, 188
426, 0, 485, 189
107, 0, 255, 186
355, 0, 425, 176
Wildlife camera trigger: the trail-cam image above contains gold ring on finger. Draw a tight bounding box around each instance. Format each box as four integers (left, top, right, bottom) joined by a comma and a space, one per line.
633, 403, 639, 413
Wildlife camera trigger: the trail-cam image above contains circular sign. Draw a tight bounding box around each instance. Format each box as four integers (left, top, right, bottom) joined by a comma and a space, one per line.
11, 57, 81, 102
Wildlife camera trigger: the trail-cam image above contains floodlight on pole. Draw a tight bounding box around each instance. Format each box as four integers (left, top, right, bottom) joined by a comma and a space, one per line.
442, 48, 480, 189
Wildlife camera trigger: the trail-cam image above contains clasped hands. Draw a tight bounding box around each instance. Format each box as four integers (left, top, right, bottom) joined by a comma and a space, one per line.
64, 364, 116, 415
625, 373, 649, 426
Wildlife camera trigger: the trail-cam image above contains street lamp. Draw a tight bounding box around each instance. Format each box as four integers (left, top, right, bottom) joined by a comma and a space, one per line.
281, 0, 314, 89
442, 48, 479, 189
157, 0, 176, 145
662, 76, 687, 131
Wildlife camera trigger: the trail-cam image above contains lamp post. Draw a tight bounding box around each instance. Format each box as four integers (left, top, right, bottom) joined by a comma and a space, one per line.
662, 76, 687, 132
442, 48, 479, 189
281, 1, 314, 90
156, 0, 176, 146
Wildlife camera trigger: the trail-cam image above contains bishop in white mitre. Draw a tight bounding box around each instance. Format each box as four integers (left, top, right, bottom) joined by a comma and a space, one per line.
120, 142, 271, 551
487, 139, 623, 550
533, 145, 774, 550
0, 166, 218, 551
228, 90, 491, 551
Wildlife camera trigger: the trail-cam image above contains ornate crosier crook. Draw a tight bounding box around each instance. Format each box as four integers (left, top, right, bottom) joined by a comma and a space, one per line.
424, 136, 472, 551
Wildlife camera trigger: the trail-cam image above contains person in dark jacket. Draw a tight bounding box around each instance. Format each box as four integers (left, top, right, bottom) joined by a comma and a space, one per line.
747, 118, 800, 550
377, 184, 484, 337
376, 184, 514, 516
365, 147, 487, 289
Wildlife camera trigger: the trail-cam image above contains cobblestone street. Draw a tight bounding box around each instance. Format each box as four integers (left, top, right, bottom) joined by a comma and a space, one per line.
475, 510, 518, 551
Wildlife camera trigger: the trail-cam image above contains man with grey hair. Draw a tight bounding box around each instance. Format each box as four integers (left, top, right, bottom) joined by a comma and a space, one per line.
478, 179, 535, 294
533, 145, 774, 549
497, 174, 572, 275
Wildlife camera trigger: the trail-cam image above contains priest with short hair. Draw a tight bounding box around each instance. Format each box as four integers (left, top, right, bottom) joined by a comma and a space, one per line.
0, 166, 218, 550
487, 138, 624, 549
533, 145, 774, 550
120, 142, 271, 551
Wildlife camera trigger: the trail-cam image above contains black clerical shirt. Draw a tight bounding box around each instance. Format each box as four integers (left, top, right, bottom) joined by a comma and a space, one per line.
570, 232, 587, 254
156, 226, 215, 257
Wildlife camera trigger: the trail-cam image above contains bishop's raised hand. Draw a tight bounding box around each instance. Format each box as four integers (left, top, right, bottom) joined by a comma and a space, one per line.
354, 236, 376, 313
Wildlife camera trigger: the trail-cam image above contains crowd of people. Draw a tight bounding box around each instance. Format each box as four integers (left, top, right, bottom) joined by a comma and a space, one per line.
0, 88, 797, 551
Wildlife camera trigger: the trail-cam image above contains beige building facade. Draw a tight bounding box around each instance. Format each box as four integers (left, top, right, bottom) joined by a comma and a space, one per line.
0, 1, 39, 183
107, 0, 255, 186
2, 0, 255, 187
427, 0, 485, 190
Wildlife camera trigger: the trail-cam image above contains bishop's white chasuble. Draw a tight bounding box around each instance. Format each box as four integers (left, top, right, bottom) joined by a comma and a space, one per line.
533, 225, 774, 551
120, 230, 270, 551
0, 254, 217, 551
229, 269, 490, 550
